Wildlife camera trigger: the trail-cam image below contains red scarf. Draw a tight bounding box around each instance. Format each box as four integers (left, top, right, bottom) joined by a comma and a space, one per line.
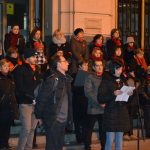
112, 37, 121, 46
10, 32, 19, 48
25, 60, 36, 72
134, 55, 148, 71
96, 72, 103, 76
90, 54, 103, 61
94, 43, 103, 48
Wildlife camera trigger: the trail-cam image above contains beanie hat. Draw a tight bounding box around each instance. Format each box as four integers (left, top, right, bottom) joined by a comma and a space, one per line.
126, 36, 135, 43
111, 28, 118, 37
74, 28, 84, 36
24, 48, 36, 59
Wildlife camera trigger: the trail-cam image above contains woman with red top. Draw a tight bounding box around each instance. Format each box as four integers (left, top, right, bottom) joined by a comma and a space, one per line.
88, 34, 107, 60
111, 46, 126, 76
4, 24, 25, 56
27, 27, 47, 69
106, 28, 122, 60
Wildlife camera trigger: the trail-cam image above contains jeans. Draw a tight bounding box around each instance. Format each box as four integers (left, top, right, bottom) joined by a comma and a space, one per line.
105, 132, 123, 150
44, 120, 66, 150
17, 104, 38, 150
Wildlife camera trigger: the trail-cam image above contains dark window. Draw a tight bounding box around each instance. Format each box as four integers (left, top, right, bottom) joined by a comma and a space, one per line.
118, 0, 141, 47
145, 0, 150, 50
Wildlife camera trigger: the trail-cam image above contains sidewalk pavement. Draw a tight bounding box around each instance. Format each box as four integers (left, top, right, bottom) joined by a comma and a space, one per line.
10, 126, 150, 150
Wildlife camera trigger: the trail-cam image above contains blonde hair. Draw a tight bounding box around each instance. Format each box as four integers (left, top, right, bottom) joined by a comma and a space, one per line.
53, 29, 64, 37
135, 48, 144, 55
91, 47, 103, 56
0, 59, 9, 68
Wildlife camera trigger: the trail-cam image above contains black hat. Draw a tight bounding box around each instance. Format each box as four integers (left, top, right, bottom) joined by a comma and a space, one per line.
24, 48, 36, 59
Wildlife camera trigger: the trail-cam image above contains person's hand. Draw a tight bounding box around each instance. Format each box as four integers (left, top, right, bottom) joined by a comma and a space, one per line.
100, 104, 106, 108
114, 90, 123, 96
127, 91, 133, 96
37, 119, 43, 125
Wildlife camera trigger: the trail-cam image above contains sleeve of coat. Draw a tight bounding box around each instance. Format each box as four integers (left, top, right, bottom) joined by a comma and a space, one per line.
97, 77, 116, 104
84, 75, 99, 105
71, 41, 84, 63
4, 34, 10, 53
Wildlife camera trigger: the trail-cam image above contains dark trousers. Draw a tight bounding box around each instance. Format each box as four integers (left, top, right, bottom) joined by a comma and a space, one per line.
143, 105, 150, 137
125, 105, 138, 136
0, 119, 11, 148
84, 114, 106, 150
44, 120, 66, 150
72, 86, 88, 143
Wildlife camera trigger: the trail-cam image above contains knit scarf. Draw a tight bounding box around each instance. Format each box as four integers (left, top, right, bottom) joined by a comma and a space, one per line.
90, 54, 103, 61
112, 37, 121, 46
94, 42, 103, 48
134, 55, 148, 71
52, 36, 66, 47
96, 72, 103, 76
10, 31, 19, 48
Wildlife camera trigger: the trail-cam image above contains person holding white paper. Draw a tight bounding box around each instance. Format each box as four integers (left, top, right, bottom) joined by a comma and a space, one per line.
97, 60, 133, 150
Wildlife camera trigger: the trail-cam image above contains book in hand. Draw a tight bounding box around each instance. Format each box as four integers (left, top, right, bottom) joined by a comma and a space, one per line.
115, 85, 135, 102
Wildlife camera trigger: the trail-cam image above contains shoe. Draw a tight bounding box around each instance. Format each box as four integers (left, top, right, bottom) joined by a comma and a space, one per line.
123, 135, 130, 140
130, 135, 138, 140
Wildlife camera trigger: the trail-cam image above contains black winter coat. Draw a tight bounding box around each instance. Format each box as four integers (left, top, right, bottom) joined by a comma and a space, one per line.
97, 73, 130, 132
49, 42, 70, 59
4, 32, 25, 55
13, 63, 40, 104
0, 73, 18, 120
35, 70, 73, 128
106, 38, 122, 61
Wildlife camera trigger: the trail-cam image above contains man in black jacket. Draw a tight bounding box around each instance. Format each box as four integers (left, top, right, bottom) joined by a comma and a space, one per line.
35, 55, 73, 150
14, 48, 39, 150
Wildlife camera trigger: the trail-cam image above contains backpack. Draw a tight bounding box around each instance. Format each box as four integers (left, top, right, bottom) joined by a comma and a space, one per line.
34, 74, 59, 100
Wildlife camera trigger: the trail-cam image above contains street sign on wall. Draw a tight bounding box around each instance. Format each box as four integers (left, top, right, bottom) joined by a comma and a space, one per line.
6, 3, 14, 15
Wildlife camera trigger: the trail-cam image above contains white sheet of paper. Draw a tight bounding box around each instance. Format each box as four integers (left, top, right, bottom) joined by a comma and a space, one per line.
115, 85, 135, 102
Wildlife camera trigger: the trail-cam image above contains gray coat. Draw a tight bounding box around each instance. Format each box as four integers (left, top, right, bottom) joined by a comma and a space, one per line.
84, 72, 104, 115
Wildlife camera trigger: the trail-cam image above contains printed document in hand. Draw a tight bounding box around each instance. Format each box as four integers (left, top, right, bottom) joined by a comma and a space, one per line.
115, 86, 135, 102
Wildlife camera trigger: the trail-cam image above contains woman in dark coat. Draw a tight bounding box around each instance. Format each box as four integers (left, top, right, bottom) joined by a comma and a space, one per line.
4, 24, 25, 56
0, 59, 18, 149
106, 28, 122, 61
88, 34, 107, 60
97, 60, 133, 150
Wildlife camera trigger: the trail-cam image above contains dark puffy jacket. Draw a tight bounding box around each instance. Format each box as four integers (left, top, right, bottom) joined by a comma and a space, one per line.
97, 72, 130, 132
13, 63, 40, 104
4, 32, 25, 55
35, 70, 73, 128
0, 73, 18, 120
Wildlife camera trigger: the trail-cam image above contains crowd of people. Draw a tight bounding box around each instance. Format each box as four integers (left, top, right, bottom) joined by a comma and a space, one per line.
0, 24, 150, 150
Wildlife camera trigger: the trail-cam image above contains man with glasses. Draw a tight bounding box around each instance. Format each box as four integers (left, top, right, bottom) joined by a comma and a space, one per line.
35, 55, 73, 150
